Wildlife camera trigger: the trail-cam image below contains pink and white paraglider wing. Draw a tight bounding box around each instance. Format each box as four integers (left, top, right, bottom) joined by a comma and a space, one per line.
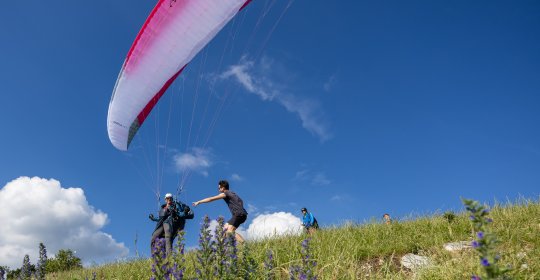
107, 0, 251, 151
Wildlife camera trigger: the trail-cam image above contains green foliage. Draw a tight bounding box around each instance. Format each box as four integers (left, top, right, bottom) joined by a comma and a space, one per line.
6, 268, 20, 280
239, 243, 258, 279
44, 198, 540, 279
443, 211, 457, 223
45, 249, 82, 273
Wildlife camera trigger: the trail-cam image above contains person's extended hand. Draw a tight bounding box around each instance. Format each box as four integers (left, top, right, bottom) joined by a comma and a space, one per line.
192, 201, 200, 207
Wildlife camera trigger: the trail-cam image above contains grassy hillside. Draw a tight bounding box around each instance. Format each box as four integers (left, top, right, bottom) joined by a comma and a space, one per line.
47, 198, 539, 279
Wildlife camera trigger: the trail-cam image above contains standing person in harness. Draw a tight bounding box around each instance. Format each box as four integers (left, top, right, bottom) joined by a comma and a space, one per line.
149, 193, 194, 255
301, 207, 319, 234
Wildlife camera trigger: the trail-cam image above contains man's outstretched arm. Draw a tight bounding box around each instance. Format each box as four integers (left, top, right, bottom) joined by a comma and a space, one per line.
193, 193, 226, 206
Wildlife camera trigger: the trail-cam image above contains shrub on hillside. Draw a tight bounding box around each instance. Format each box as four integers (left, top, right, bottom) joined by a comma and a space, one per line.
45, 249, 82, 273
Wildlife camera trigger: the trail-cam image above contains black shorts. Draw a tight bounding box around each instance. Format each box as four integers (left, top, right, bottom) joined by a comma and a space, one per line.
227, 214, 247, 228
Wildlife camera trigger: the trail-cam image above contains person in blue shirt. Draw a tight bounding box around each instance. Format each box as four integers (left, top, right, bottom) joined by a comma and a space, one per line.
301, 207, 318, 234
149, 193, 194, 255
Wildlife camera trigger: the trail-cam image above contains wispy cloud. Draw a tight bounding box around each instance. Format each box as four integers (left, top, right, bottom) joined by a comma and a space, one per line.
312, 172, 331, 186
246, 203, 258, 216
0, 177, 128, 269
294, 169, 331, 186
173, 147, 213, 176
230, 173, 244, 182
323, 74, 337, 92
331, 194, 355, 202
220, 56, 332, 142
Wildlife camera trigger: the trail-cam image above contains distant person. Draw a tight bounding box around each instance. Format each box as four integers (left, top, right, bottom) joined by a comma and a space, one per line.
193, 180, 248, 243
301, 207, 319, 234
149, 193, 194, 255
383, 213, 392, 225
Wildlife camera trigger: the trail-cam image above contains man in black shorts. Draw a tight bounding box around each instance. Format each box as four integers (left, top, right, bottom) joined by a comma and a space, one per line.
193, 180, 248, 242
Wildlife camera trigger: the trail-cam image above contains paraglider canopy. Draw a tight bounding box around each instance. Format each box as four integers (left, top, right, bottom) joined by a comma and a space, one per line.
107, 0, 252, 151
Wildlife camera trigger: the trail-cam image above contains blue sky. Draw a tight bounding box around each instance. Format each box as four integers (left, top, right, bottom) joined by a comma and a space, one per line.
1, 0, 539, 268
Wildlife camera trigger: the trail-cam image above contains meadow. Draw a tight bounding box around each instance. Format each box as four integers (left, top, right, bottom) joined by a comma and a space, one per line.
45, 198, 539, 279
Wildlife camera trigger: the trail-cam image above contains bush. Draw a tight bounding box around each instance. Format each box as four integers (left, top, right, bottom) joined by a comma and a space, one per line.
45, 249, 82, 273
443, 211, 456, 223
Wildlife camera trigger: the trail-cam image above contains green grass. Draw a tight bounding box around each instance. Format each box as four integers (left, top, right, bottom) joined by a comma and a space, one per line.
48, 198, 540, 279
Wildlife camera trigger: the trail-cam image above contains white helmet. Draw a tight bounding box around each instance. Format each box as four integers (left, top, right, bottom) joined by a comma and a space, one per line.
165, 193, 173, 199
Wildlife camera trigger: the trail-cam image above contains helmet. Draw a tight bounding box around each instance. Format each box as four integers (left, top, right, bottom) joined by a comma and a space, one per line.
301, 207, 307, 212
165, 193, 173, 199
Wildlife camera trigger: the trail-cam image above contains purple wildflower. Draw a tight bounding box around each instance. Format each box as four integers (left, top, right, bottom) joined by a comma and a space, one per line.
225, 231, 239, 275
471, 275, 481, 280
213, 216, 229, 278
36, 242, 47, 280
21, 254, 32, 280
297, 238, 318, 280
195, 215, 215, 279
151, 238, 171, 279
240, 243, 258, 279
289, 265, 301, 280
170, 230, 186, 279
463, 198, 512, 279
265, 249, 276, 280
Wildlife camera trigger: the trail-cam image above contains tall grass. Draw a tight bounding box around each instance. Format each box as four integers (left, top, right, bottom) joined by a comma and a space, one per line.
47, 198, 539, 279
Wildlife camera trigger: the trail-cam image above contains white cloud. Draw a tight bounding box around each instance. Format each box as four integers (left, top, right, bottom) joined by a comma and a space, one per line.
173, 147, 213, 176
244, 212, 303, 240
220, 57, 332, 142
206, 218, 248, 242
221, 60, 276, 101
200, 212, 302, 242
230, 173, 244, 182
0, 177, 128, 269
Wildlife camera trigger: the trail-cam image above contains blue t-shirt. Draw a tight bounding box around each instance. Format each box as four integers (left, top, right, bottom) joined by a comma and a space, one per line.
302, 212, 314, 227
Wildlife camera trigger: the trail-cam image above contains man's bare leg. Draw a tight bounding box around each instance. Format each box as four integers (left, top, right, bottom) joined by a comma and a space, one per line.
225, 223, 245, 243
